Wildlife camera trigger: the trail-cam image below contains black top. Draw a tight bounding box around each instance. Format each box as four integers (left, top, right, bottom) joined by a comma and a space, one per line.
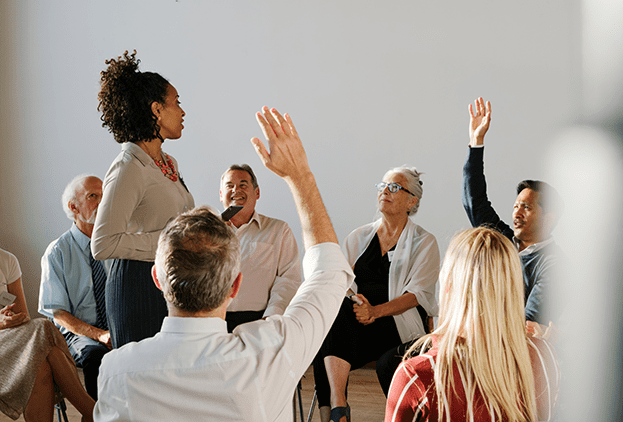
353, 233, 395, 306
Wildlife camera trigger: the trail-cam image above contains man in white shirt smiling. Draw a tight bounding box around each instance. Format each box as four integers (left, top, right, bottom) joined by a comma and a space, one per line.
220, 163, 301, 332
94, 107, 354, 422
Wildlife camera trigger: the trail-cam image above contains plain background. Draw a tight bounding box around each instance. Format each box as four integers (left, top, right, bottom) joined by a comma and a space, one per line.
0, 0, 581, 317
3, 1, 623, 420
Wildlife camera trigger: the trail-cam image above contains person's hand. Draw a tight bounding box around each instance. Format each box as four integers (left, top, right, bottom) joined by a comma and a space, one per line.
0, 303, 30, 329
353, 295, 377, 325
251, 107, 311, 182
526, 320, 557, 343
98, 330, 113, 349
468, 97, 491, 147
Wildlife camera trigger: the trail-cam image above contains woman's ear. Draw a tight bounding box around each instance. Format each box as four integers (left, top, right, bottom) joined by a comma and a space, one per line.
151, 101, 162, 119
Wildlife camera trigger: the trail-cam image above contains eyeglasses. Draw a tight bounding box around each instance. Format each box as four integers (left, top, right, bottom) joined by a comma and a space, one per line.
375, 182, 414, 196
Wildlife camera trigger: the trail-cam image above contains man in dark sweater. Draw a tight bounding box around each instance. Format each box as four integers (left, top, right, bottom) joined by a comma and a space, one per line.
462, 97, 563, 326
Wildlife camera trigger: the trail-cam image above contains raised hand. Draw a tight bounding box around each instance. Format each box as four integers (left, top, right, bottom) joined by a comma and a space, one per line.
251, 106, 311, 182
468, 97, 491, 147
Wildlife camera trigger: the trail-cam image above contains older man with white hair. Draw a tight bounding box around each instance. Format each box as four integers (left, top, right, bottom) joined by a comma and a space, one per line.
39, 174, 111, 400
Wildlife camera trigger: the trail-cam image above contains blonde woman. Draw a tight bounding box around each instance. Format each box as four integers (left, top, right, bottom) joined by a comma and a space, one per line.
385, 227, 559, 422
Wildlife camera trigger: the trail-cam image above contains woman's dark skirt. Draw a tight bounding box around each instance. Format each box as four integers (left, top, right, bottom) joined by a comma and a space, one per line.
106, 259, 168, 349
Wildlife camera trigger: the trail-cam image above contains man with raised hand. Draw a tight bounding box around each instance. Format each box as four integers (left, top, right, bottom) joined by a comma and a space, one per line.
94, 107, 354, 422
462, 97, 563, 326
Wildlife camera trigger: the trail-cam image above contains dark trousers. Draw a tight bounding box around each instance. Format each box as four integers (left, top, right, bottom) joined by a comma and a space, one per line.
63, 331, 110, 400
313, 298, 402, 407
225, 310, 265, 333
107, 259, 168, 349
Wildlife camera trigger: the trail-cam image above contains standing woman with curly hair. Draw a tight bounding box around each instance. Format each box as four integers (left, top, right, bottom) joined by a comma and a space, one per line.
92, 51, 195, 348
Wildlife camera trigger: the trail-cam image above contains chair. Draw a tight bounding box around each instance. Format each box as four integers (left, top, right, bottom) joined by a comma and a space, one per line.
54, 398, 70, 422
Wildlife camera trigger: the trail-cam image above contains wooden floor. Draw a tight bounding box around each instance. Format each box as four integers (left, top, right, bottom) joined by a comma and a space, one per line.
1, 365, 387, 421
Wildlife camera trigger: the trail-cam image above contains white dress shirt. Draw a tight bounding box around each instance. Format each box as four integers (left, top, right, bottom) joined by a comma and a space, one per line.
343, 218, 440, 342
227, 212, 301, 316
92, 142, 195, 262
94, 242, 354, 422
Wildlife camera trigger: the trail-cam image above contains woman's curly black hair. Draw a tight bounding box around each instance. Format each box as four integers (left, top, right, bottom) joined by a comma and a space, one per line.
98, 50, 170, 144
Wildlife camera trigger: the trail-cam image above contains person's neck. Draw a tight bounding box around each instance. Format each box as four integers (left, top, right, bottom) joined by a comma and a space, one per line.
168, 304, 227, 319
75, 220, 94, 238
137, 139, 164, 162
230, 209, 254, 229
379, 213, 409, 238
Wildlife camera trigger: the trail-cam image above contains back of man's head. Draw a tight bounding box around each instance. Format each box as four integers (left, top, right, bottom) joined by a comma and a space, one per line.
155, 206, 241, 313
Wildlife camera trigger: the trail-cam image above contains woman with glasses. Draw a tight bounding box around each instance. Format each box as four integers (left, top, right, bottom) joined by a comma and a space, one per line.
313, 166, 440, 422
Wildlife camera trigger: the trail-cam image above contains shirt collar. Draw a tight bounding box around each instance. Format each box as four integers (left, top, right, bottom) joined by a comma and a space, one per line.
69, 223, 91, 254
515, 236, 554, 256
160, 316, 228, 334
234, 210, 261, 232
122, 142, 157, 168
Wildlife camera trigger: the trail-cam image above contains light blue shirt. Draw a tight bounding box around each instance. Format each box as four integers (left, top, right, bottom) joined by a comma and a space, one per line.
39, 223, 111, 335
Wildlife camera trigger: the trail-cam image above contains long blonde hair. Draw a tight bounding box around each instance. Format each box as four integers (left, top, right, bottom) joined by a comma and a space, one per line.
406, 227, 537, 421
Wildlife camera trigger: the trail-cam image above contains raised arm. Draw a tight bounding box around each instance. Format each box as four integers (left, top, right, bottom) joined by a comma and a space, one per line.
469, 97, 491, 147
252, 107, 338, 249
462, 98, 513, 237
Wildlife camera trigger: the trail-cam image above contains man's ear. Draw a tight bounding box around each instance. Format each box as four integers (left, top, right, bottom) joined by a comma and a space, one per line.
255, 187, 260, 201
69, 200, 79, 217
152, 265, 162, 291
219, 188, 225, 205
230, 272, 242, 299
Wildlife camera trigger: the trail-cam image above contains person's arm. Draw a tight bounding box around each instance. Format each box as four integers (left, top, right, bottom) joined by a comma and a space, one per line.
53, 309, 111, 348
384, 361, 422, 422
353, 292, 418, 325
264, 224, 302, 317
91, 160, 161, 261
462, 98, 513, 237
252, 107, 337, 248
1, 277, 30, 329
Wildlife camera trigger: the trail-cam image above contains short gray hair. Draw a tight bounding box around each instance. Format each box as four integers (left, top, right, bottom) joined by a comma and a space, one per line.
221, 164, 259, 189
383, 166, 424, 215
61, 174, 95, 220
155, 206, 241, 313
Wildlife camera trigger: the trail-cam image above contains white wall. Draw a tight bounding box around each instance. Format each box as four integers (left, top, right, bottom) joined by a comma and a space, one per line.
1, 0, 581, 317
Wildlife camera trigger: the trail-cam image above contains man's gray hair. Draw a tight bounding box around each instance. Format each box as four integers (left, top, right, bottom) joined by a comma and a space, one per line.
155, 206, 241, 313
221, 164, 259, 189
61, 174, 94, 220
383, 166, 424, 215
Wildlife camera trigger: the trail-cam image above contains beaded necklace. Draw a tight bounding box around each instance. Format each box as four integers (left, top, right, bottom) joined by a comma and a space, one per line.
154, 153, 178, 182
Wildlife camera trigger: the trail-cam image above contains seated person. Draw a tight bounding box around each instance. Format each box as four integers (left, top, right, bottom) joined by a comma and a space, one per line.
39, 174, 111, 400
0, 248, 95, 422
219, 164, 301, 332
313, 166, 440, 422
463, 97, 564, 325
94, 107, 355, 421
385, 228, 559, 422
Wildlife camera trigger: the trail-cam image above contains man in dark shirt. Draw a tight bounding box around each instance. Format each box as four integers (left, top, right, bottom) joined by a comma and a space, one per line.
462, 97, 563, 326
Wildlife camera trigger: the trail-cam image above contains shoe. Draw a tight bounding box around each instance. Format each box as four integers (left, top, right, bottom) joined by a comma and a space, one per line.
329, 404, 351, 422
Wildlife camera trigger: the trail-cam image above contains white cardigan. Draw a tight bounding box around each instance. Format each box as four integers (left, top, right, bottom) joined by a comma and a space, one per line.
342, 218, 440, 342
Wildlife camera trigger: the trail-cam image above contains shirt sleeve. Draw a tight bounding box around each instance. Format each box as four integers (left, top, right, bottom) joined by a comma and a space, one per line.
92, 158, 161, 261
38, 244, 72, 318
401, 231, 440, 317
263, 224, 301, 317
1, 249, 22, 286
462, 146, 513, 238
281, 243, 353, 375
385, 361, 424, 422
